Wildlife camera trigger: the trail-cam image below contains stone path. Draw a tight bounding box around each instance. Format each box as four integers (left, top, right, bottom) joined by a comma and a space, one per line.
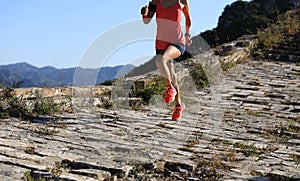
0, 60, 299, 180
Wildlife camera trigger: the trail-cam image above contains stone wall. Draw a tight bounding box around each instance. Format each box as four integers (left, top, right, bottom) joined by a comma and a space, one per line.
266, 32, 300, 62
6, 86, 112, 114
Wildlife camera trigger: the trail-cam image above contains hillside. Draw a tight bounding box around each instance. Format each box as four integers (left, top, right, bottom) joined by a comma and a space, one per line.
128, 0, 300, 77
0, 62, 135, 88
200, 0, 300, 47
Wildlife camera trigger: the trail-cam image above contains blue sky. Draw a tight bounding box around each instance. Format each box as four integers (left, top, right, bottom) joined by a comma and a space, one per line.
0, 0, 250, 68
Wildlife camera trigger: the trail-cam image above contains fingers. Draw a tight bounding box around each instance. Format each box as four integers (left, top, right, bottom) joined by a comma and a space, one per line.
144, 5, 149, 15
141, 5, 149, 15
185, 37, 192, 46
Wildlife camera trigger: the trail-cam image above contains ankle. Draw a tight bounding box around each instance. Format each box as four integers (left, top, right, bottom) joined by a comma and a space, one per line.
175, 99, 182, 106
166, 83, 172, 88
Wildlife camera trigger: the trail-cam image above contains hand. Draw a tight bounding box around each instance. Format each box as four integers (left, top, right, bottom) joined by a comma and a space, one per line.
141, 5, 149, 16
185, 35, 192, 46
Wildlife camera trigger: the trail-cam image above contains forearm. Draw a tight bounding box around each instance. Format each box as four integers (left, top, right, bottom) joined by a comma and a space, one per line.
185, 18, 191, 34
182, 0, 191, 34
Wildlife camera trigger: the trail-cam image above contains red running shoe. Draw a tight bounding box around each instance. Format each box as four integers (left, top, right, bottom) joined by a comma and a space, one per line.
163, 85, 177, 104
172, 104, 185, 121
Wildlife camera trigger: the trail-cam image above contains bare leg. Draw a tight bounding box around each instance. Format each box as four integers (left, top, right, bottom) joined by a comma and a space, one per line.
155, 45, 181, 104
167, 61, 181, 105
155, 54, 172, 87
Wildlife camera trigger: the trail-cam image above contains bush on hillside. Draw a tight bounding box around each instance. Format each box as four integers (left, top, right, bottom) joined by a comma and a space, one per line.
130, 77, 165, 105
0, 88, 64, 120
257, 10, 300, 50
200, 0, 297, 47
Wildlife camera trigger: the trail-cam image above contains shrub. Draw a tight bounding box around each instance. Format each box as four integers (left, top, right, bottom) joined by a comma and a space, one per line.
0, 88, 64, 120
0, 88, 31, 119
0, 80, 24, 89
31, 90, 62, 116
97, 89, 113, 109
188, 62, 209, 90
257, 10, 300, 50
130, 77, 165, 104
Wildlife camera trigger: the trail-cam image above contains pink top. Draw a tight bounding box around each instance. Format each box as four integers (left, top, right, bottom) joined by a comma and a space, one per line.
155, 0, 185, 50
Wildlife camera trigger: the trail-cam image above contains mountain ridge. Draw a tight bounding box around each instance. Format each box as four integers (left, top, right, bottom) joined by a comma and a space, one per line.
0, 62, 135, 88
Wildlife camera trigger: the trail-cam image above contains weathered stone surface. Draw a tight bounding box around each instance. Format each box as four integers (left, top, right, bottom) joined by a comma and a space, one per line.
0, 59, 300, 180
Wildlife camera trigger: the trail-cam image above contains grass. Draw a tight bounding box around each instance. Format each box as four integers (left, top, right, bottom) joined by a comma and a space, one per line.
233, 142, 262, 157
212, 139, 279, 158
220, 60, 239, 72
24, 170, 47, 181
46, 160, 72, 179
24, 171, 35, 181
224, 151, 244, 162
250, 170, 264, 177
290, 154, 300, 164
23, 146, 36, 155
179, 138, 200, 153
195, 155, 229, 178
233, 142, 279, 157
287, 124, 300, 133
33, 125, 60, 135
262, 123, 300, 143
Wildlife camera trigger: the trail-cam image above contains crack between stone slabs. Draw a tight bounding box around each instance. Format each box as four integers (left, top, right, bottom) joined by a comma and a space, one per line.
0, 160, 48, 173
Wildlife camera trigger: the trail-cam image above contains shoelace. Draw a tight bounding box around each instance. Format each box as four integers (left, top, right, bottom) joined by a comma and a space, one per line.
165, 87, 173, 95
174, 106, 181, 114
166, 87, 172, 91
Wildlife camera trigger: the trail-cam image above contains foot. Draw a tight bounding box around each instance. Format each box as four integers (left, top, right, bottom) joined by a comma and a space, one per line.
163, 85, 177, 104
172, 103, 184, 121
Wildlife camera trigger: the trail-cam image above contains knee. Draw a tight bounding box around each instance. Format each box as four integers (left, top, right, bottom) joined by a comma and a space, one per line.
162, 53, 171, 63
155, 55, 163, 66
155, 54, 169, 65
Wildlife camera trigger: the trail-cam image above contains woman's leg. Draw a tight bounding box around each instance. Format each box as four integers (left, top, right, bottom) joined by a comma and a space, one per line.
166, 61, 181, 105
155, 45, 181, 86
156, 45, 184, 120
156, 45, 181, 105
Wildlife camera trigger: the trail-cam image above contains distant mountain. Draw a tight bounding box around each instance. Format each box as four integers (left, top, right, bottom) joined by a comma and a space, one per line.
0, 62, 135, 88
126, 57, 157, 77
